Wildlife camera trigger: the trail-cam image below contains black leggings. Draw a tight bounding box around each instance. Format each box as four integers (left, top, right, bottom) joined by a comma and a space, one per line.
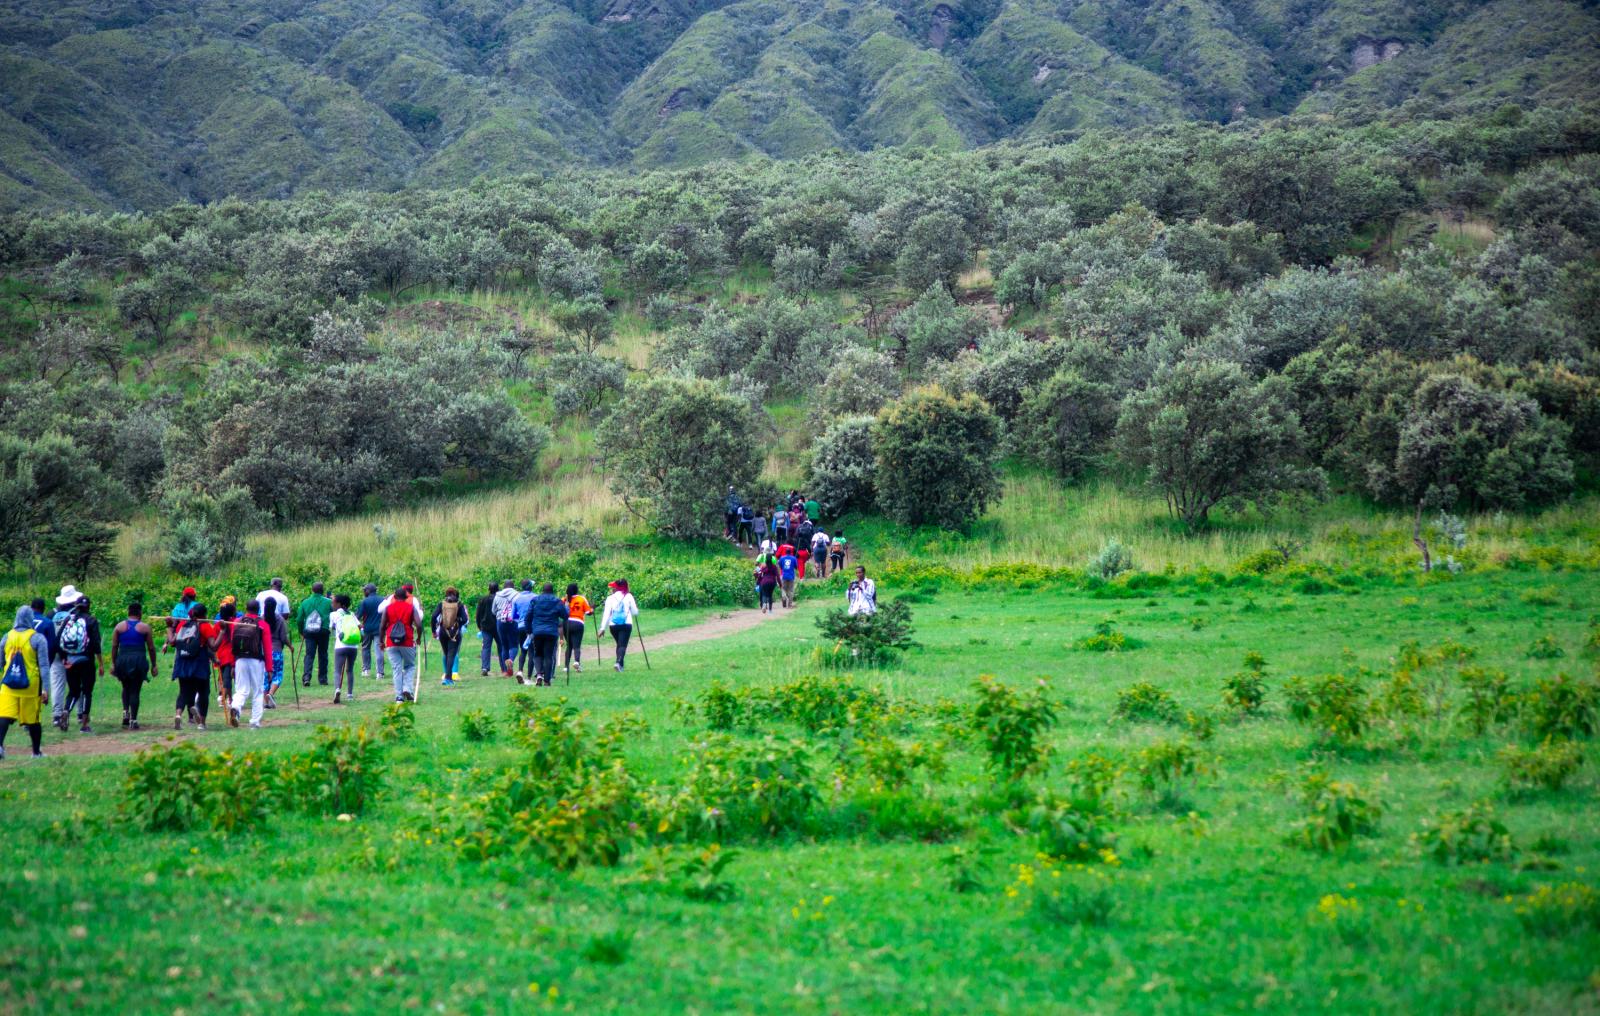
563, 621, 585, 667
0, 717, 42, 754
175, 677, 210, 720
115, 650, 148, 721
758, 583, 776, 609
609, 624, 632, 668
531, 633, 559, 682
66, 660, 96, 719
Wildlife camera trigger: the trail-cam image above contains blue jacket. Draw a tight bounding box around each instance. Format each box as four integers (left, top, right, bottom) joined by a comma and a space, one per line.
525, 594, 569, 637
512, 590, 537, 627
31, 613, 57, 664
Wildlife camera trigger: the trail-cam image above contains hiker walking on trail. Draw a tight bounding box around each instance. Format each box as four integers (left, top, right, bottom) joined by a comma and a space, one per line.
601, 580, 639, 673
810, 527, 831, 579
169, 604, 211, 731
752, 510, 768, 551
331, 593, 361, 703
562, 583, 593, 674
28, 598, 59, 729
724, 486, 741, 540
432, 588, 467, 687
736, 503, 755, 547
111, 603, 159, 730
261, 598, 289, 709
829, 532, 847, 574
847, 566, 877, 616
511, 580, 537, 680
1, 605, 51, 759
57, 593, 101, 732
755, 557, 779, 614
49, 586, 84, 729
383, 586, 423, 703
778, 547, 799, 608
172, 586, 198, 620
356, 583, 384, 681
206, 599, 236, 711
295, 582, 333, 687
256, 578, 290, 621
228, 600, 273, 729
525, 584, 567, 686
492, 579, 518, 677
772, 502, 790, 545
475, 581, 500, 678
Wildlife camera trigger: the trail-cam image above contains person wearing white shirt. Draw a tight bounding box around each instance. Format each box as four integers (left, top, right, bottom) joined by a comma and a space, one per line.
256, 578, 291, 622
600, 580, 640, 672
847, 566, 876, 616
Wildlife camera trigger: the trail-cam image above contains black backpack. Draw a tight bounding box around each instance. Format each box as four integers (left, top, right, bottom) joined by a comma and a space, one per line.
231, 617, 264, 660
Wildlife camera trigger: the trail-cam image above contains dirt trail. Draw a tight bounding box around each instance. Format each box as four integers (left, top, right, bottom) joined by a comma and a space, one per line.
27, 606, 789, 759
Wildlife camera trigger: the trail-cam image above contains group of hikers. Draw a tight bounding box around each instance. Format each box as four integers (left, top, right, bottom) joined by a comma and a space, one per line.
0, 575, 644, 752
726, 487, 849, 584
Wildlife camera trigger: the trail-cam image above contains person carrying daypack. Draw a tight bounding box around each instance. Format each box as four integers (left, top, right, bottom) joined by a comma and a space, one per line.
475, 581, 500, 678
169, 604, 211, 731
49, 585, 84, 730
355, 583, 384, 681
228, 600, 273, 728
829, 531, 848, 574
778, 548, 799, 608
810, 528, 831, 579
330, 593, 361, 704
755, 557, 779, 614
795, 518, 815, 561
491, 579, 518, 678
295, 581, 333, 687
772, 504, 790, 544
204, 599, 236, 712
432, 588, 467, 688
383, 586, 423, 703
736, 503, 755, 547
524, 584, 568, 687
0, 605, 50, 760
510, 580, 537, 681
723, 486, 741, 540
600, 580, 639, 672
562, 583, 593, 675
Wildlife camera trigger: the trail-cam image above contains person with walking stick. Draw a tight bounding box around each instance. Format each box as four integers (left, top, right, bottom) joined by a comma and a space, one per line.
600, 580, 640, 672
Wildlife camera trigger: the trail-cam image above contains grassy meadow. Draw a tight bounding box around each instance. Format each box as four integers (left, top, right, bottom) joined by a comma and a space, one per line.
2, 555, 1598, 1013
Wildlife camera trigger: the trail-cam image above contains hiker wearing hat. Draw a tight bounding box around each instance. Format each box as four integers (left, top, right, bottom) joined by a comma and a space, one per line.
1, 605, 51, 759
56, 592, 102, 732
600, 580, 639, 672
172, 587, 199, 621
47, 585, 81, 729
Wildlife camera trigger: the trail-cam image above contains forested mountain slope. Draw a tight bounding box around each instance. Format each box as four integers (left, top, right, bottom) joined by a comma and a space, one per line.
2, 0, 1597, 211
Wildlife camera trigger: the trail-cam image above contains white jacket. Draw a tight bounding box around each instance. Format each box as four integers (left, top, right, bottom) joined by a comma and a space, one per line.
601, 591, 638, 628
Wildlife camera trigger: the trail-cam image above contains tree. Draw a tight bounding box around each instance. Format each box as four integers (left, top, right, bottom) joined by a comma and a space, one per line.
594, 376, 761, 537
890, 283, 983, 375
0, 432, 126, 573
114, 264, 196, 340
773, 244, 825, 301
808, 346, 901, 427
626, 239, 689, 295
873, 387, 1001, 530
548, 353, 627, 417
1116, 357, 1324, 529
807, 416, 877, 517
1016, 369, 1118, 480
1373, 374, 1572, 570
552, 294, 614, 354
894, 210, 970, 293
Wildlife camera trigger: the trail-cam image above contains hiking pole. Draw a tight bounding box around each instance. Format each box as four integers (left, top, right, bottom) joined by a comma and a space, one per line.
634, 616, 651, 671
411, 578, 425, 705
285, 643, 301, 709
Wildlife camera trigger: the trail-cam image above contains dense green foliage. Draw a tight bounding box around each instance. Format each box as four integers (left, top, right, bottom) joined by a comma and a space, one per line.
3, 1, 1598, 210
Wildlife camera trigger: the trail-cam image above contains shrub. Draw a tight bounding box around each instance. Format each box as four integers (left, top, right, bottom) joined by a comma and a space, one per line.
1075, 618, 1136, 652
1113, 682, 1180, 724
699, 681, 751, 732
1508, 882, 1600, 935
1413, 802, 1517, 865
873, 386, 1001, 530
968, 676, 1057, 781
858, 736, 948, 791
1519, 585, 1562, 607
1525, 635, 1565, 659
813, 600, 916, 668
1017, 368, 1118, 480
378, 702, 416, 742
761, 673, 890, 735
806, 416, 878, 517
1283, 673, 1369, 745
1498, 738, 1584, 793
1090, 539, 1134, 579
845, 788, 965, 842
1457, 667, 1518, 735
1019, 794, 1117, 862
1063, 752, 1125, 817
1007, 857, 1117, 926
1222, 653, 1268, 715
580, 928, 633, 966
1523, 673, 1599, 740
458, 709, 496, 742
296, 723, 386, 816
1134, 739, 1201, 808
121, 742, 278, 834
659, 735, 819, 842
678, 844, 741, 902
1287, 770, 1382, 852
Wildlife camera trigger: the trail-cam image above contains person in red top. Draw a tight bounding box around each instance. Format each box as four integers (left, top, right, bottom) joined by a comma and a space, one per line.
383, 586, 423, 703
797, 544, 811, 580
204, 598, 237, 709
228, 600, 273, 729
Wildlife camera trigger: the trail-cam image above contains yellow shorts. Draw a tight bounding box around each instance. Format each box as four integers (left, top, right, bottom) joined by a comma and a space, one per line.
0, 686, 41, 725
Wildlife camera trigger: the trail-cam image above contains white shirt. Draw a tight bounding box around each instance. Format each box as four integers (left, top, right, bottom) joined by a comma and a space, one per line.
759, 539, 777, 555
257, 588, 290, 619
847, 578, 877, 616
601, 591, 638, 628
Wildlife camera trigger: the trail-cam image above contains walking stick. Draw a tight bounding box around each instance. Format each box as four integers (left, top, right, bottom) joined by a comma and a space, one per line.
285, 643, 301, 709
411, 579, 425, 705
634, 615, 652, 671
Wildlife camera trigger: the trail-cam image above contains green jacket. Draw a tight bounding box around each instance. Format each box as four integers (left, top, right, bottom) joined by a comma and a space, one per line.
295, 593, 333, 637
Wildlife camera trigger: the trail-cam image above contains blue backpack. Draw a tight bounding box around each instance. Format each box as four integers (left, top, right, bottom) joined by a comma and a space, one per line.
2, 643, 29, 690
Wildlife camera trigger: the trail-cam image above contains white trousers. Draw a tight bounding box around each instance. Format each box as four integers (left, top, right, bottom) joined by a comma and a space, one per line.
232, 659, 267, 726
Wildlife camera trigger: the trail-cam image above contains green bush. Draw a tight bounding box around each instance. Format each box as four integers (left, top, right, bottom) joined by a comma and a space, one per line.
297, 722, 386, 816
378, 702, 415, 742
1135, 739, 1201, 808
1509, 882, 1600, 935
1063, 752, 1125, 818
968, 676, 1057, 781
1287, 770, 1382, 852
1413, 801, 1517, 865
1525, 635, 1566, 659
1498, 738, 1584, 793
656, 735, 820, 842
813, 600, 917, 668
1113, 681, 1180, 724
1019, 794, 1117, 862
121, 742, 277, 834
457, 709, 496, 742
1523, 673, 1599, 740
1457, 666, 1518, 735
858, 736, 948, 791
761, 673, 890, 735
1283, 673, 1369, 745
1222, 653, 1268, 715
1075, 617, 1137, 652
873, 386, 1001, 530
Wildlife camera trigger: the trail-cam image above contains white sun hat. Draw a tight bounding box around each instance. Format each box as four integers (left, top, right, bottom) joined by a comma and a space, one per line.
55, 584, 84, 607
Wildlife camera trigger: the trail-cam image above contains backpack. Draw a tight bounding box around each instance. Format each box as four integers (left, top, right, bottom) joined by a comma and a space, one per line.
303, 605, 323, 633
231, 618, 264, 660
438, 601, 463, 639
386, 608, 412, 647
173, 621, 205, 660
494, 595, 515, 623
2, 643, 29, 690
58, 614, 89, 658
609, 597, 630, 626
337, 612, 361, 647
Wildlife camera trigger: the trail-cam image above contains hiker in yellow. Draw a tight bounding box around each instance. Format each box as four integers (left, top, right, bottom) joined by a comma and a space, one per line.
1, 605, 50, 760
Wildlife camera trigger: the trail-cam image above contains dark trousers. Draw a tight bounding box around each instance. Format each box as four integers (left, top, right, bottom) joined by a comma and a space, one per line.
725, 511, 738, 538
334, 648, 358, 695
479, 630, 498, 673
531, 633, 558, 682
361, 631, 383, 675
563, 620, 585, 668
114, 650, 148, 720
217, 663, 233, 705
302, 630, 330, 684
66, 660, 96, 719
609, 624, 633, 669
175, 677, 209, 720
495, 620, 519, 672
0, 718, 42, 754
758, 583, 776, 609
440, 637, 462, 678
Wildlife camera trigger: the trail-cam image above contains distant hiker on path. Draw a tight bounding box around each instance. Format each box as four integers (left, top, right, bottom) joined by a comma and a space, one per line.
169, 604, 210, 731
755, 556, 779, 613
261, 598, 289, 708
171, 586, 198, 620
383, 586, 423, 703
778, 547, 799, 608
492, 579, 518, 678
525, 583, 568, 686
563, 583, 592, 674
54, 587, 99, 732
295, 582, 333, 687
432, 588, 467, 687
724, 487, 741, 541
810, 527, 831, 579
601, 580, 639, 672
228, 600, 273, 729
0, 605, 50, 760
829, 532, 847, 574
207, 599, 236, 710
111, 602, 158, 730
356, 583, 384, 681
256, 578, 291, 621
847, 566, 877, 616
331, 593, 360, 703
476, 581, 500, 678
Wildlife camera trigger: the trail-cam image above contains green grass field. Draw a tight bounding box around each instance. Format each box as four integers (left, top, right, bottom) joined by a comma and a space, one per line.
2, 562, 1596, 1014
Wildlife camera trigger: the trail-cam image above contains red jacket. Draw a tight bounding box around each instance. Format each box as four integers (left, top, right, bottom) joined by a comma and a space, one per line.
384, 597, 420, 648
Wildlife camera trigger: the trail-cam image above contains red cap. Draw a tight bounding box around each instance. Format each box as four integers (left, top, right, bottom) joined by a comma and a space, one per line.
182, 587, 197, 597
403, 583, 415, 593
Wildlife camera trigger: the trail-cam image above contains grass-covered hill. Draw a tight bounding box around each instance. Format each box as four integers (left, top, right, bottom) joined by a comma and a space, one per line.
2, 0, 1599, 210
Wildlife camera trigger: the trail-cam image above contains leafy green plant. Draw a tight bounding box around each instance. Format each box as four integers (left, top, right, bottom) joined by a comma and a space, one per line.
1525, 635, 1565, 659
298, 722, 387, 815
377, 702, 415, 742
1519, 585, 1561, 607
656, 735, 819, 842
1135, 739, 1202, 809
968, 676, 1057, 781
1112, 681, 1180, 724
1063, 752, 1125, 817
1283, 673, 1369, 745
1222, 652, 1268, 715
1508, 882, 1600, 935
1457, 667, 1518, 735
812, 600, 917, 668
1498, 738, 1584, 793
858, 736, 948, 791
1413, 802, 1517, 865
1074, 617, 1137, 652
457, 708, 496, 742
580, 928, 633, 965
761, 673, 890, 735
699, 681, 750, 732
1091, 539, 1134, 579
1007, 857, 1116, 926
1019, 794, 1117, 862
1523, 673, 1599, 740
941, 846, 987, 894
1287, 770, 1382, 852
121, 742, 279, 834
678, 844, 741, 902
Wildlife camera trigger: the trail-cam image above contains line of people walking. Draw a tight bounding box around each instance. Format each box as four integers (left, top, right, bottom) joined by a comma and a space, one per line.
482, 578, 639, 684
